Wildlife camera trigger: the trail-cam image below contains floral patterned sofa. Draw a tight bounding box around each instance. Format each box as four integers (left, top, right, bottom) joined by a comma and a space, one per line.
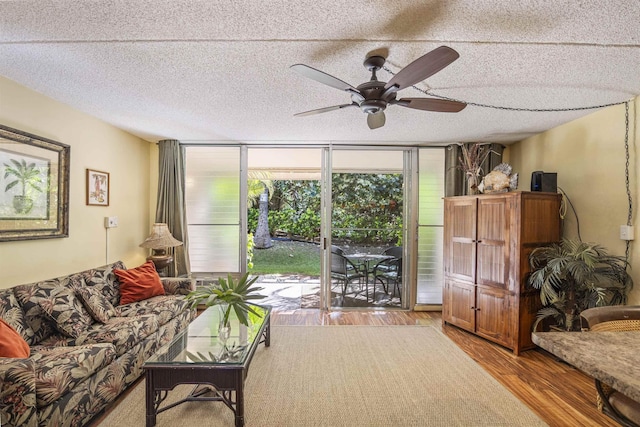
0, 261, 196, 427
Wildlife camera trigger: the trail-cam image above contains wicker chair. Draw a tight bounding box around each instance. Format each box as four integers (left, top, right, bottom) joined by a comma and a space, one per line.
330, 247, 365, 298
580, 306, 640, 427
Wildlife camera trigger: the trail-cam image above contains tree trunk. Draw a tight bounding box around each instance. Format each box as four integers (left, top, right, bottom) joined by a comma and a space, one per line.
254, 189, 272, 249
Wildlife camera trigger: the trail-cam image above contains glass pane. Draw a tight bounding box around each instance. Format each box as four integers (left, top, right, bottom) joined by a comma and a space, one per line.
416, 149, 445, 305
417, 226, 444, 304
186, 147, 240, 225
418, 150, 445, 224
188, 225, 240, 272
330, 149, 404, 309
185, 147, 241, 274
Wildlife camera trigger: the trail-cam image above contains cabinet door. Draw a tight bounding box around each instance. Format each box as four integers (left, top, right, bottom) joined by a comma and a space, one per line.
475, 286, 511, 348
444, 198, 477, 283
443, 280, 475, 332
476, 196, 510, 289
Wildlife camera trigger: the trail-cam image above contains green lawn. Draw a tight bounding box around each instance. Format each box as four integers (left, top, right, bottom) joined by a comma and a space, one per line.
250, 239, 321, 276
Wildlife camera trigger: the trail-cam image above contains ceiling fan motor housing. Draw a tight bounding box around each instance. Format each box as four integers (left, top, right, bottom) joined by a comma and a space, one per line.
356, 80, 395, 114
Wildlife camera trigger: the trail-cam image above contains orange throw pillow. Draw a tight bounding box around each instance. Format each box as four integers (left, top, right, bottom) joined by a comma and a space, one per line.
114, 261, 165, 305
0, 318, 30, 358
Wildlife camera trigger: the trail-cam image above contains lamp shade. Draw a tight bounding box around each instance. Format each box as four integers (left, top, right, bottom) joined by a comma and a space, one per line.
139, 223, 183, 249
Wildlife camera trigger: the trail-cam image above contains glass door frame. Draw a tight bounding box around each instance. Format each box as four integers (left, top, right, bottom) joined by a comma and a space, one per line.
183, 143, 429, 312
320, 145, 414, 311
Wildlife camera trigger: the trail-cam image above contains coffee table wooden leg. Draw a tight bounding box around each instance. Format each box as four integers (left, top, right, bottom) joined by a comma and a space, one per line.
265, 320, 271, 347
235, 372, 245, 427
145, 370, 157, 427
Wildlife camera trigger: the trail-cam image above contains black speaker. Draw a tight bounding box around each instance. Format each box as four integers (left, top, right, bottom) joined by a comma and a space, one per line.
531, 171, 557, 193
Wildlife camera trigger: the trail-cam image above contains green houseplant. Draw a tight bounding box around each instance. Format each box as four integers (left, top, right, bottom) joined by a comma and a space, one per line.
528, 238, 633, 331
186, 273, 266, 328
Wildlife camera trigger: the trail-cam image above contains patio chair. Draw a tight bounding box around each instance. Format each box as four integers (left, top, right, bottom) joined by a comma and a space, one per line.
372, 246, 403, 302
331, 248, 365, 298
580, 305, 640, 427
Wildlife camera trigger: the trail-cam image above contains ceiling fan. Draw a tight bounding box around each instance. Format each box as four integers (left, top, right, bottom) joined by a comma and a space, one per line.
291, 46, 467, 130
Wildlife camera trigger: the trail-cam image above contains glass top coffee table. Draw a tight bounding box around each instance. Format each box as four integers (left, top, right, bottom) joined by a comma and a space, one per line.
143, 304, 271, 427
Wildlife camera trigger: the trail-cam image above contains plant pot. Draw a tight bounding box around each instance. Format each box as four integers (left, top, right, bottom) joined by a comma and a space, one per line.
13, 195, 33, 214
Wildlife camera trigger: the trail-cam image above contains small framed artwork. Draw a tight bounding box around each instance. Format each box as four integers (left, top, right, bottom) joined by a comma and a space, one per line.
86, 169, 110, 206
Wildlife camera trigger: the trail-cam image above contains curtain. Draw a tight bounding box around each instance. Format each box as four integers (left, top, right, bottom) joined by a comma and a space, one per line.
444, 143, 505, 197
156, 140, 190, 277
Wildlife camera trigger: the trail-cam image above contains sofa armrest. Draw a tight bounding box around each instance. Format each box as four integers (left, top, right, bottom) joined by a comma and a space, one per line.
161, 277, 195, 296
0, 357, 38, 427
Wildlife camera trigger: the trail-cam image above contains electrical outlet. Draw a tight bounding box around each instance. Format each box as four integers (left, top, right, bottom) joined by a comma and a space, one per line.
620, 225, 634, 241
104, 216, 118, 228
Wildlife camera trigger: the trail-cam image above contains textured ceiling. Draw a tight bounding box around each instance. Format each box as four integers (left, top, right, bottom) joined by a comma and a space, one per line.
1, 1, 639, 146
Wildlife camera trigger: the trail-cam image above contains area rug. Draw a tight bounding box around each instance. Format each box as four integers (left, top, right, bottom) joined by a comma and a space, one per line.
96, 326, 546, 426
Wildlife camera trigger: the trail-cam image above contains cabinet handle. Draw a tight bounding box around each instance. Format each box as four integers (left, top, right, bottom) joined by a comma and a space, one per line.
476, 308, 481, 312
470, 306, 475, 310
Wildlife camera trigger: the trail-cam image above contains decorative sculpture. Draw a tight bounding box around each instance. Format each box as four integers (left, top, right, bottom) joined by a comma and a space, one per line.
478, 163, 518, 194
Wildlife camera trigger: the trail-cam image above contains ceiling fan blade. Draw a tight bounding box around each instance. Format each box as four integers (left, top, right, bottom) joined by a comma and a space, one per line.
395, 98, 467, 112
367, 111, 386, 129
294, 103, 357, 117
291, 64, 360, 94
384, 46, 459, 91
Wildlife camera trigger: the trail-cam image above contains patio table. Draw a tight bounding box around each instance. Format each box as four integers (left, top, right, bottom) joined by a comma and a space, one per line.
345, 253, 394, 300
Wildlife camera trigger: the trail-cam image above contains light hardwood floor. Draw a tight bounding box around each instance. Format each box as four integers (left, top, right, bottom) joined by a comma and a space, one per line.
271, 309, 618, 427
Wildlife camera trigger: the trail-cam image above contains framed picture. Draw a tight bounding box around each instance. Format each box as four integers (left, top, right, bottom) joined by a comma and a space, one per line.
0, 125, 70, 242
86, 169, 110, 206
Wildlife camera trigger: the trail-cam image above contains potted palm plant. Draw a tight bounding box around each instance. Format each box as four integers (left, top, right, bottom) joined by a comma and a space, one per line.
186, 273, 266, 337
528, 238, 633, 331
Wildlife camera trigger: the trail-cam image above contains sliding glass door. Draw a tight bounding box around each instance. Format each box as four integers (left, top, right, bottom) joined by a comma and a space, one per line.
184, 144, 446, 312
326, 148, 406, 309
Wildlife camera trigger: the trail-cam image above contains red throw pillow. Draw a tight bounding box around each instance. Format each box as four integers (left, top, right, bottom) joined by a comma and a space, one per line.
0, 318, 30, 358
114, 261, 165, 305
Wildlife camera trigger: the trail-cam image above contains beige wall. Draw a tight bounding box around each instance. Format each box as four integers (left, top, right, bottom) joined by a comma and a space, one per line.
508, 97, 639, 305
0, 77, 154, 288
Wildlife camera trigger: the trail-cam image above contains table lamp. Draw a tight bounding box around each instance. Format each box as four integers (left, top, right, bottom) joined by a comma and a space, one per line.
139, 223, 183, 272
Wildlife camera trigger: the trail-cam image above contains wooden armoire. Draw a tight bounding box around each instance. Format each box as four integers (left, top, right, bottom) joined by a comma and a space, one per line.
442, 191, 561, 355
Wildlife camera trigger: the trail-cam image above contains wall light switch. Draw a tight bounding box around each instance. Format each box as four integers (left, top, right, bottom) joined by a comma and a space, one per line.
104, 216, 118, 228
620, 225, 634, 241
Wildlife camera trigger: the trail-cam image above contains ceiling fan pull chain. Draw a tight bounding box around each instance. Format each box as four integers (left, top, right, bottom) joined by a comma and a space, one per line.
382, 64, 628, 113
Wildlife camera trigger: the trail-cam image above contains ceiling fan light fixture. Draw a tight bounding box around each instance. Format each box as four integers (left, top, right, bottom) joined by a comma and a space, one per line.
360, 99, 387, 114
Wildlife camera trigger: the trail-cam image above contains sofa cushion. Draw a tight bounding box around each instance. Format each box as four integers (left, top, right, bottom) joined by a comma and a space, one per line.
0, 318, 30, 358
30, 344, 116, 407
38, 287, 94, 338
116, 295, 190, 326
13, 273, 87, 345
0, 288, 33, 345
115, 261, 165, 305
74, 315, 159, 356
83, 261, 126, 306
76, 286, 116, 323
